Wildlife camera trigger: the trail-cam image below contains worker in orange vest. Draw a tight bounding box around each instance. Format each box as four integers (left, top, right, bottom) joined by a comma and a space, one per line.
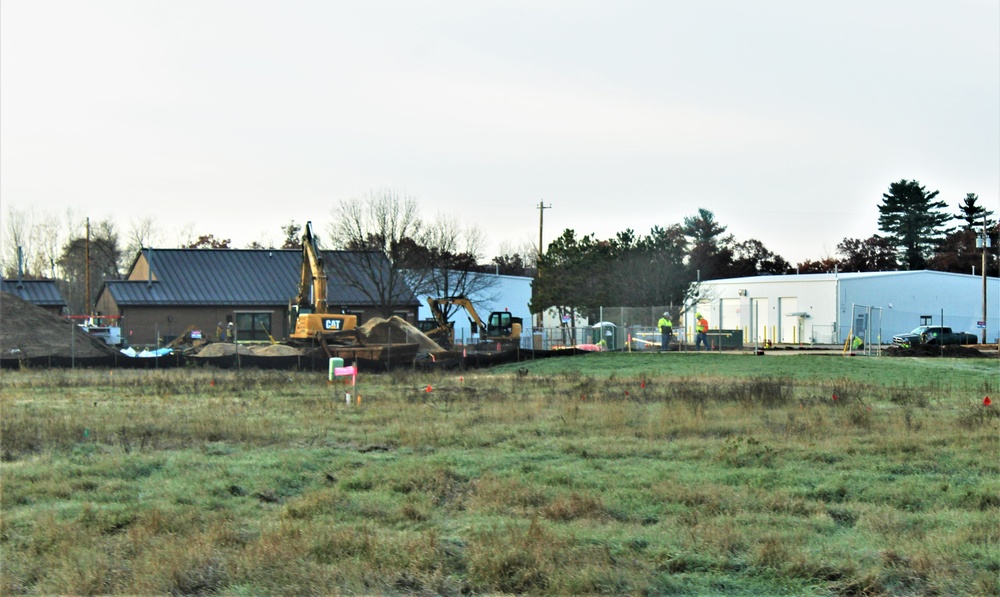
695, 313, 709, 351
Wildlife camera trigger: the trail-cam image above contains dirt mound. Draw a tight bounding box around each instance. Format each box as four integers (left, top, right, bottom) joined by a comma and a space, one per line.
883, 344, 992, 358
195, 342, 306, 357
1, 292, 117, 359
360, 316, 444, 353
195, 343, 252, 357
249, 344, 303, 356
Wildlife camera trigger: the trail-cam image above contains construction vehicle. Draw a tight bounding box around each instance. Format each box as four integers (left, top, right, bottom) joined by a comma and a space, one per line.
423, 296, 522, 348
288, 221, 359, 342
68, 315, 123, 346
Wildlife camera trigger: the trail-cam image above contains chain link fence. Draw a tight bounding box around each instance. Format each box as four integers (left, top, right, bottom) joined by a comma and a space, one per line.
530, 306, 700, 351
528, 304, 995, 351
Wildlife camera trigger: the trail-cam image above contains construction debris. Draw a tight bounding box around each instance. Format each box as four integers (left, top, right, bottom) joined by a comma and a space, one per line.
359, 316, 445, 354
0, 294, 457, 370
195, 343, 302, 357
1, 292, 118, 360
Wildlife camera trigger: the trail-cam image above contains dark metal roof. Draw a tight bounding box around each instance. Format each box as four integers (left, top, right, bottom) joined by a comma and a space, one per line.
1, 279, 67, 307
103, 249, 420, 308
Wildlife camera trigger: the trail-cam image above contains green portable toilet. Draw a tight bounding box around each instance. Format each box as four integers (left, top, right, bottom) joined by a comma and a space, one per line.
591, 322, 617, 350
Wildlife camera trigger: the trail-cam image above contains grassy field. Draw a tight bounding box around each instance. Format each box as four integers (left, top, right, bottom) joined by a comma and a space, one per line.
1, 353, 997, 595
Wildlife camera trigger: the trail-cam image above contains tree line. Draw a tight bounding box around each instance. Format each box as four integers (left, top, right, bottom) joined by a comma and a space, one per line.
0, 191, 533, 316
535, 180, 996, 319
2, 180, 996, 316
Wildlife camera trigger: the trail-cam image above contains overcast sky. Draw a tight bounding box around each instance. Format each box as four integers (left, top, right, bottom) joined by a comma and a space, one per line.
2, 1, 997, 264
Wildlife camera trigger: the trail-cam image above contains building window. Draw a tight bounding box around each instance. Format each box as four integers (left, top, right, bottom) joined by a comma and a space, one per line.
235, 312, 272, 342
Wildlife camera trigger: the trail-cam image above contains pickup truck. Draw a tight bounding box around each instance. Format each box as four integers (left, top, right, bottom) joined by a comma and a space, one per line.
892, 326, 978, 346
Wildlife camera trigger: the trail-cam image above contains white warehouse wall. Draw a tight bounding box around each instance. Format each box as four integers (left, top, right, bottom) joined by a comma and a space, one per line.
695, 271, 999, 345
690, 275, 839, 344
840, 271, 998, 340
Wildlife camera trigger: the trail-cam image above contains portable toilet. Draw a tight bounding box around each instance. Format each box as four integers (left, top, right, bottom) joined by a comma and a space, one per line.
592, 321, 617, 350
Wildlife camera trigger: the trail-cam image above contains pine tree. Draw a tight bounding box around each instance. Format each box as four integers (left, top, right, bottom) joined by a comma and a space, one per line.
957, 193, 995, 231
877, 180, 952, 270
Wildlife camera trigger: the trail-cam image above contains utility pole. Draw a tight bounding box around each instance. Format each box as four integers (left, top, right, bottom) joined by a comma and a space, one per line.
85, 217, 91, 316
537, 200, 552, 260
977, 214, 991, 344
536, 201, 552, 331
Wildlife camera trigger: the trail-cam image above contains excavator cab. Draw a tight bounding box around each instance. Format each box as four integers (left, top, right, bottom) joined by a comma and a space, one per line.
487, 311, 521, 340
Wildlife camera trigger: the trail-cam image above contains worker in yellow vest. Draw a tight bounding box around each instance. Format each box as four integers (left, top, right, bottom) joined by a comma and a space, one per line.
657, 312, 673, 351
695, 313, 709, 351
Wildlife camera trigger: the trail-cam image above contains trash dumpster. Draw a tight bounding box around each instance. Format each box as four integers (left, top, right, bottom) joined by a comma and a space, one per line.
707, 329, 743, 349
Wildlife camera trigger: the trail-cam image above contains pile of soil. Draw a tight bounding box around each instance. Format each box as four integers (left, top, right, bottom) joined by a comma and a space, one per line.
360, 316, 444, 353
191, 318, 443, 359
250, 344, 303, 356
0, 292, 117, 359
883, 344, 992, 358
195, 343, 306, 357
195, 343, 253, 357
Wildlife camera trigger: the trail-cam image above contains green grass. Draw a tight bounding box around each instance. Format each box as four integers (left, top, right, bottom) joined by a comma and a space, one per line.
1, 355, 998, 595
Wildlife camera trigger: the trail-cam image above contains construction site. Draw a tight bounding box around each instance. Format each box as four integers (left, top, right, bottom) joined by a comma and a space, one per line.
1, 289, 582, 371
0, 290, 440, 370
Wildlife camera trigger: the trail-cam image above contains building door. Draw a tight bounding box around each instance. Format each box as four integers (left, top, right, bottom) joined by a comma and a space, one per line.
779, 297, 797, 343
720, 298, 740, 331
749, 298, 769, 343
853, 312, 868, 342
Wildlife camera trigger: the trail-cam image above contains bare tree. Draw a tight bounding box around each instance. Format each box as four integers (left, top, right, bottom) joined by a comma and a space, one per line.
174, 223, 196, 249
2, 206, 35, 278
327, 189, 424, 317
125, 216, 166, 261
494, 236, 539, 274
409, 215, 499, 320
0, 206, 69, 278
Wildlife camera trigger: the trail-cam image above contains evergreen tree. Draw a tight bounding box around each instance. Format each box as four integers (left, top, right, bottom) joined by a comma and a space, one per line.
877, 180, 952, 270
957, 193, 995, 231
682, 208, 733, 280
927, 194, 997, 274
281, 221, 303, 249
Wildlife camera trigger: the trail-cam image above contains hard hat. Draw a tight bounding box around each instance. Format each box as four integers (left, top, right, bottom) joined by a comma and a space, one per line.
695, 313, 701, 318
663, 312, 669, 317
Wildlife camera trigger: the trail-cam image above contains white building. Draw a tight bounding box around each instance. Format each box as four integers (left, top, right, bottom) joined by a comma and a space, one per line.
416, 273, 533, 345
689, 270, 998, 345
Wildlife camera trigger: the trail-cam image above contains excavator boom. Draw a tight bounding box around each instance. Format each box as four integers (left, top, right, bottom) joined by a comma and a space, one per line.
293, 221, 328, 314
289, 221, 357, 340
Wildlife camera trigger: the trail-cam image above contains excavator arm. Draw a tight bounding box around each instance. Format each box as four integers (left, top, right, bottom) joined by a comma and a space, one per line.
293, 221, 328, 314
426, 296, 486, 337
288, 221, 357, 341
